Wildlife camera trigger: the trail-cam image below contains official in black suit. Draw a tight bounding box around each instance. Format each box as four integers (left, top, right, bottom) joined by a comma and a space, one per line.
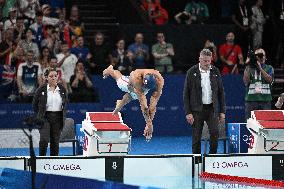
183, 49, 226, 154
32, 68, 68, 156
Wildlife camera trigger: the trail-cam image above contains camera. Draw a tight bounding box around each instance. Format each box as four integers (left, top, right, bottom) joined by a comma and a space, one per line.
248, 50, 258, 69
255, 53, 264, 59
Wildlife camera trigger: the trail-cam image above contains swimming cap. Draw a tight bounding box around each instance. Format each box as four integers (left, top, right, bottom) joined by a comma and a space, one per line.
143, 74, 156, 89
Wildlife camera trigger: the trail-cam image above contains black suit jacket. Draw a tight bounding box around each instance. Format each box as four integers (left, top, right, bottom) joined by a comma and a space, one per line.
183, 64, 226, 115
32, 83, 68, 125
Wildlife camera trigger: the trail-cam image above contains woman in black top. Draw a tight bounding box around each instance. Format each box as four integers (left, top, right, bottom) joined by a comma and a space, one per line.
32, 68, 68, 156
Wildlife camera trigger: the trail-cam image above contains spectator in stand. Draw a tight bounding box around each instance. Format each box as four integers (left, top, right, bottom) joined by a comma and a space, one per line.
127, 33, 149, 69
5, 42, 18, 67
38, 46, 51, 72
17, 50, 42, 103
11, 46, 25, 70
40, 0, 65, 18
42, 4, 59, 26
250, 0, 266, 50
110, 38, 131, 75
232, 0, 251, 58
203, 39, 218, 66
15, 0, 41, 25
175, 0, 209, 25
41, 25, 55, 48
70, 35, 92, 69
268, 0, 284, 69
13, 17, 25, 43
61, 17, 73, 48
1, 0, 14, 19
42, 56, 67, 90
30, 11, 44, 48
70, 61, 98, 102
0, 32, 17, 101
0, 29, 14, 65
90, 32, 111, 75
219, 32, 244, 75
56, 42, 78, 92
41, 25, 61, 55
149, 5, 168, 25
69, 5, 85, 37
4, 7, 17, 31
58, 12, 66, 31
243, 48, 274, 119
152, 32, 174, 73
141, 0, 161, 18
16, 28, 39, 59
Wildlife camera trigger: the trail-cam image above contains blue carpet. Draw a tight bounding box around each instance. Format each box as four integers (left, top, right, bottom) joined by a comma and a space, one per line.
0, 136, 226, 156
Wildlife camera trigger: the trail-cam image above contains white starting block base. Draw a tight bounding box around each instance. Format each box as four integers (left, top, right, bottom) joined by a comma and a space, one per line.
247, 110, 284, 154
82, 112, 132, 156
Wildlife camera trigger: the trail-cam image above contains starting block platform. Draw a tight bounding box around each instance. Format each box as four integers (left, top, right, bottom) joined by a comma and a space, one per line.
247, 110, 284, 154
82, 112, 132, 156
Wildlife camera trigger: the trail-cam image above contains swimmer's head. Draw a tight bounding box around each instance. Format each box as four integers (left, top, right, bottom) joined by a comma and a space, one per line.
143, 74, 156, 90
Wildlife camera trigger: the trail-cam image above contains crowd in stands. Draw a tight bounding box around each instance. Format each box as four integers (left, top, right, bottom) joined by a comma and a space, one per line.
0, 0, 283, 104
0, 0, 97, 103
139, 0, 284, 69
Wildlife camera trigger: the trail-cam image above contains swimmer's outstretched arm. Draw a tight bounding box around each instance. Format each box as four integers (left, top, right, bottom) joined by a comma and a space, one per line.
149, 77, 164, 121
136, 90, 151, 125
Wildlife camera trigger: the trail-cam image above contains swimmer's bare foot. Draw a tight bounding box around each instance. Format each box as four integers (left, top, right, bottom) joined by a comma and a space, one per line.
103, 65, 114, 79
112, 100, 122, 115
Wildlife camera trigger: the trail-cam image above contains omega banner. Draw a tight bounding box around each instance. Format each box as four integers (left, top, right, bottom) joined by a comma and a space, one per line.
36, 158, 105, 181
204, 155, 284, 181
35, 155, 193, 189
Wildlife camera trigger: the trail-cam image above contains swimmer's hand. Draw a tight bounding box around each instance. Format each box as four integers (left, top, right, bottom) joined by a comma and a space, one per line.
143, 123, 153, 142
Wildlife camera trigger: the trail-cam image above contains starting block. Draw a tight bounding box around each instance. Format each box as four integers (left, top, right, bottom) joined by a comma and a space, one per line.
246, 110, 284, 154
82, 112, 132, 156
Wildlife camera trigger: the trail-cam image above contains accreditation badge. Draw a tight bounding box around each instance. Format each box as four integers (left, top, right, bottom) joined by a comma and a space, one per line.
254, 82, 262, 94
243, 17, 249, 26
280, 12, 284, 20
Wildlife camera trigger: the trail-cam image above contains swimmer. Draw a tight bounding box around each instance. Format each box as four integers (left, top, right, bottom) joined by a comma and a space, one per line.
103, 65, 164, 141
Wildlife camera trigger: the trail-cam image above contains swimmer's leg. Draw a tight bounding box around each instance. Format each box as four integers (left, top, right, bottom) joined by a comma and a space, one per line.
113, 93, 132, 114
103, 65, 122, 80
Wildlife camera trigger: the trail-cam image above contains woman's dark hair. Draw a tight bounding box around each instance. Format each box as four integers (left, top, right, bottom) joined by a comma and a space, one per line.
44, 67, 57, 77
39, 46, 53, 63
73, 59, 85, 74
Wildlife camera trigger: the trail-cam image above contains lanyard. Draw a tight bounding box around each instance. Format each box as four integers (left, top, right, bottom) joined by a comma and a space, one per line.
239, 6, 248, 17
282, 0, 284, 11
254, 70, 262, 81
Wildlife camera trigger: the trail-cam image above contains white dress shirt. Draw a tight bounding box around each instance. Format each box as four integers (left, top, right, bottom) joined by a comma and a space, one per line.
46, 85, 62, 112
199, 64, 212, 104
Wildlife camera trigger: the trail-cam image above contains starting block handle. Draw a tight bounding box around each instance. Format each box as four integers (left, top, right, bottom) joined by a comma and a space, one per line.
248, 128, 257, 135
84, 129, 92, 137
